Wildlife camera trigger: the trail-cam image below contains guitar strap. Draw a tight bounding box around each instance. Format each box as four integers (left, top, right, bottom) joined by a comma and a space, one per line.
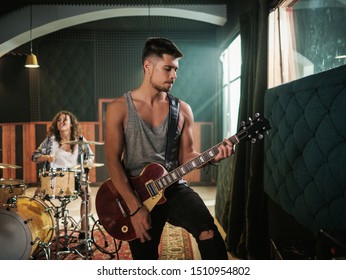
165, 94, 180, 171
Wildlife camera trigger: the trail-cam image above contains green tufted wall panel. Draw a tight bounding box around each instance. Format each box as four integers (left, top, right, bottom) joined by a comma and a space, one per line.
39, 40, 95, 121
264, 65, 346, 234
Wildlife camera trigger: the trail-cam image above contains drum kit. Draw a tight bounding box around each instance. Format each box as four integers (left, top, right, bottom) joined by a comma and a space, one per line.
0, 138, 105, 260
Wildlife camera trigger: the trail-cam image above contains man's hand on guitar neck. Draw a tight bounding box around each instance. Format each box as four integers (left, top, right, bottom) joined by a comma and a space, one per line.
130, 205, 152, 242
211, 138, 234, 164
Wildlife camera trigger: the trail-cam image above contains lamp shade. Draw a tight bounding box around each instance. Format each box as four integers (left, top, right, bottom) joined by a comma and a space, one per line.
25, 53, 39, 68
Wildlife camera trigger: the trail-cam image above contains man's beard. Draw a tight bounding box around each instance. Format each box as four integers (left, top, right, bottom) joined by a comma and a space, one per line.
150, 78, 172, 93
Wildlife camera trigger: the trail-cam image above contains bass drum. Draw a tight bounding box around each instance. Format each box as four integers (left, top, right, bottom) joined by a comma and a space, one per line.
0, 196, 54, 259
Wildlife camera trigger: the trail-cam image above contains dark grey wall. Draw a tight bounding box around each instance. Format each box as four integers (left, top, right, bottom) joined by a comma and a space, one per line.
0, 55, 30, 123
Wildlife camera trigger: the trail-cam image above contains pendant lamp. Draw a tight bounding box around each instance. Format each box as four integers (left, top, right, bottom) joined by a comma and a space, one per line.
25, 5, 39, 68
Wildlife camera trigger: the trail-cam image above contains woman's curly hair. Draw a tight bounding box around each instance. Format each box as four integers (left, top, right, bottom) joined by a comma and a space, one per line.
47, 110, 81, 152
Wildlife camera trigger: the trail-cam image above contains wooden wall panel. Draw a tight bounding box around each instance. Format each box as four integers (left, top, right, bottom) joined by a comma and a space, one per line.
1, 124, 16, 179
1, 121, 212, 185
78, 122, 98, 183
184, 123, 201, 183
183, 122, 213, 184
23, 123, 37, 183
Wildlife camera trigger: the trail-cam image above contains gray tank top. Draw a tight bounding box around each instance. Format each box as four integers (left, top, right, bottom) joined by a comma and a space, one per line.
123, 91, 168, 176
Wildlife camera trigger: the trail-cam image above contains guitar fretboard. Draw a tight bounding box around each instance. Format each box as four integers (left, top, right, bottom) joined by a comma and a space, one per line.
144, 114, 270, 197
145, 135, 240, 196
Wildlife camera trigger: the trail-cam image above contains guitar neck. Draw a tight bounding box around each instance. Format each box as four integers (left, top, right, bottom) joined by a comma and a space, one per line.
150, 134, 240, 193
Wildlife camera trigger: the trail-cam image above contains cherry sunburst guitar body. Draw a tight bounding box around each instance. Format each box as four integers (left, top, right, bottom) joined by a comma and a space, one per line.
95, 113, 271, 241
95, 163, 169, 241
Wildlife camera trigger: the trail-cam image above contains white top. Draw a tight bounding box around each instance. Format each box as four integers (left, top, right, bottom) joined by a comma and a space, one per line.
50, 141, 79, 169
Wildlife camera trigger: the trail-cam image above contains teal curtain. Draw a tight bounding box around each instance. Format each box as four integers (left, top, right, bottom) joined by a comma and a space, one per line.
224, 0, 271, 259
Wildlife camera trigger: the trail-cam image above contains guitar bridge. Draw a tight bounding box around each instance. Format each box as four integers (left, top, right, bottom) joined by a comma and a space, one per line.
116, 198, 127, 217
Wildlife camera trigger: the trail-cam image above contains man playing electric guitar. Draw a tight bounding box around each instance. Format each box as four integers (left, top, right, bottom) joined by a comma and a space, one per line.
103, 37, 234, 260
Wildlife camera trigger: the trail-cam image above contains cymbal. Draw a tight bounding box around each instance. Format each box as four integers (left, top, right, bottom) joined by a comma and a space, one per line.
0, 163, 22, 169
62, 139, 104, 145
0, 178, 27, 185
74, 162, 104, 169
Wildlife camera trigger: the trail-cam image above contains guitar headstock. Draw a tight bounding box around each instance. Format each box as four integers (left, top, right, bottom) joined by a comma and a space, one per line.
236, 113, 271, 143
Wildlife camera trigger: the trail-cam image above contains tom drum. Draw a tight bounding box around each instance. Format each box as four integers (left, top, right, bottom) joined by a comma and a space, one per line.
0, 179, 26, 206
38, 168, 78, 199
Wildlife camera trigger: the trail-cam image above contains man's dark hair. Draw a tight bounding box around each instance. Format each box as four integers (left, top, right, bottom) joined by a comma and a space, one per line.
142, 37, 183, 65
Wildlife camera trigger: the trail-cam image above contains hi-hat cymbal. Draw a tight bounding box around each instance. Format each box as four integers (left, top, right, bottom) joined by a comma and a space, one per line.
0, 178, 27, 185
0, 163, 22, 169
74, 162, 104, 169
62, 139, 104, 145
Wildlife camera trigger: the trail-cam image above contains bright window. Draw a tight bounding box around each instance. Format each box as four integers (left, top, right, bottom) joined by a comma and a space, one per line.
220, 35, 241, 139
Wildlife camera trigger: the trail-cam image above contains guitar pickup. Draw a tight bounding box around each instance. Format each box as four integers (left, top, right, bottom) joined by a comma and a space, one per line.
145, 180, 158, 197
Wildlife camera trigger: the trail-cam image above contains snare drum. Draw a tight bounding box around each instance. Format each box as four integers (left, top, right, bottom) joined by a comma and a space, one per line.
0, 179, 26, 206
0, 196, 54, 259
37, 168, 78, 199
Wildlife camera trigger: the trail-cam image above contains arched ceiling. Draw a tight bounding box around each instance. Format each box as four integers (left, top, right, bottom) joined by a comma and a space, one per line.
1, 0, 230, 18
0, 1, 229, 57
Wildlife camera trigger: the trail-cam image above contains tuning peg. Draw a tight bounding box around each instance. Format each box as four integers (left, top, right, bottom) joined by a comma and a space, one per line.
241, 120, 246, 126
258, 134, 263, 140
251, 138, 257, 143
254, 113, 260, 118
248, 117, 253, 122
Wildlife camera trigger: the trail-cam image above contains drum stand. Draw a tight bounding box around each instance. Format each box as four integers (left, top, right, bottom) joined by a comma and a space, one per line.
64, 143, 102, 260
67, 212, 106, 245
73, 164, 93, 259
47, 195, 77, 259
36, 241, 52, 260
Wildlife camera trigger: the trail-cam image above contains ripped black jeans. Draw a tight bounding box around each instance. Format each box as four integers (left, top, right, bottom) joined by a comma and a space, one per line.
129, 182, 228, 260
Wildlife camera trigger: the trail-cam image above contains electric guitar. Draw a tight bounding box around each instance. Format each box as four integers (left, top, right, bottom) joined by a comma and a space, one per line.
95, 113, 271, 241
